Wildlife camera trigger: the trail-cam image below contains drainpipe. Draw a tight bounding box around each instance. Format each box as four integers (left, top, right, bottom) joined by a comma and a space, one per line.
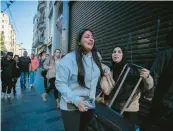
51, 1, 58, 55
62, 0, 69, 55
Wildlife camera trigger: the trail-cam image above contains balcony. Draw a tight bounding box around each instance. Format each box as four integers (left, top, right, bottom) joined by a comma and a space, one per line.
32, 37, 39, 48
38, 1, 45, 13
47, 37, 52, 46
32, 36, 44, 48
37, 17, 45, 31
39, 37, 44, 43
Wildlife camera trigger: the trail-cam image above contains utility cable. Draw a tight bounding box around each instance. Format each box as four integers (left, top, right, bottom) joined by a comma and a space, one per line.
7, 7, 19, 34
1, 1, 15, 13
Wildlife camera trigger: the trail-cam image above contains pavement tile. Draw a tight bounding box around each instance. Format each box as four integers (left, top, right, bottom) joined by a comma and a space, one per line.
1, 71, 64, 131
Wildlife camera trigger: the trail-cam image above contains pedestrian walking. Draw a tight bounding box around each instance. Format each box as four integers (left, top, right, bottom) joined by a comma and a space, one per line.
41, 49, 61, 108
29, 53, 39, 87
40, 53, 49, 91
18, 51, 31, 89
12, 55, 20, 95
1, 50, 8, 90
55, 28, 104, 131
1, 52, 16, 98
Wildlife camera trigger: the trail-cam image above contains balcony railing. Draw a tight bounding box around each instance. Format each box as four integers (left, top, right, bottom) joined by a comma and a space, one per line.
38, 1, 45, 13
39, 37, 44, 43
32, 37, 44, 48
38, 17, 45, 31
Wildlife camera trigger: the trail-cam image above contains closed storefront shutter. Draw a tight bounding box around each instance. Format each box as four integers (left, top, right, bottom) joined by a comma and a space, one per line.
69, 1, 173, 67
69, 1, 173, 117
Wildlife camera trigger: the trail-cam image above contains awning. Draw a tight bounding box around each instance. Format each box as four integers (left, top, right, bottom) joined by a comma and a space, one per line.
47, 37, 52, 47
38, 44, 46, 54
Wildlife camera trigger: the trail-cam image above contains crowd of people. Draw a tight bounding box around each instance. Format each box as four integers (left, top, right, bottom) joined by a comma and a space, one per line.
1, 28, 173, 131
1, 49, 62, 105
1, 50, 39, 98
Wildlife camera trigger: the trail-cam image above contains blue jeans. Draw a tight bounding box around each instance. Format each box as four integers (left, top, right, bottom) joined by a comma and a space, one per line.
29, 71, 36, 85
20, 72, 28, 87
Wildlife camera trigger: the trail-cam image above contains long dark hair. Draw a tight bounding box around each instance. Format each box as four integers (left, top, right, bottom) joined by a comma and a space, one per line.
13, 55, 19, 63
111, 45, 126, 81
14, 55, 19, 59
75, 28, 104, 87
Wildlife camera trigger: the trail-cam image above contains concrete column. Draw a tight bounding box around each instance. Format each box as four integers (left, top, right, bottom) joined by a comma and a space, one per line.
51, 2, 58, 55
62, 1, 69, 55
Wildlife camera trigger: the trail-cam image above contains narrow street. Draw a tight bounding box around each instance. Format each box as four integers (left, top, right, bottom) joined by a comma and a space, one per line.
1, 70, 64, 131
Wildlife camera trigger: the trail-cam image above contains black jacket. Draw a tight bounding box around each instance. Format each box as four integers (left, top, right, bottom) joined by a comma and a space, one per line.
110, 64, 143, 109
13, 61, 21, 78
1, 57, 16, 78
18, 56, 31, 72
150, 48, 173, 110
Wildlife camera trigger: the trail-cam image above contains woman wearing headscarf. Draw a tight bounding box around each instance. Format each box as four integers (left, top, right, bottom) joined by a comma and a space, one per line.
110, 46, 154, 130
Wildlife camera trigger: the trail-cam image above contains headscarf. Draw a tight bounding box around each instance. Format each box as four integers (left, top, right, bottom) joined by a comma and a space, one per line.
111, 45, 127, 81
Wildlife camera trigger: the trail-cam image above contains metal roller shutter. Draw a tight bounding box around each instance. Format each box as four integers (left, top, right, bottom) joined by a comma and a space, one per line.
69, 1, 173, 67
69, 1, 173, 118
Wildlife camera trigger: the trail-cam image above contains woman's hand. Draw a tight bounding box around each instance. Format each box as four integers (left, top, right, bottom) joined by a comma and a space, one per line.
104, 69, 110, 76
144, 96, 152, 101
139, 68, 150, 79
77, 97, 90, 112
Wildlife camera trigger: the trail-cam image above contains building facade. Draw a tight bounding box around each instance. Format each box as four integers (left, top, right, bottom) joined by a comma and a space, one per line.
31, 0, 173, 123
69, 1, 173, 67
33, 1, 173, 68
0, 13, 17, 54
68, 1, 173, 118
47, 0, 53, 54
32, 13, 38, 54
32, 1, 49, 59
32, 1, 69, 56
15, 43, 23, 56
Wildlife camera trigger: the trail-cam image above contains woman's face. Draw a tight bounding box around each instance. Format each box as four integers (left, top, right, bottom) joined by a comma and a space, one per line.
80, 31, 94, 53
14, 56, 19, 62
112, 47, 123, 63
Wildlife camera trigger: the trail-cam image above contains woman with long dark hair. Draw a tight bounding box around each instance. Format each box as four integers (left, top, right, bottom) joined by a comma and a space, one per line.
12, 55, 20, 95
55, 29, 103, 131
110, 46, 154, 130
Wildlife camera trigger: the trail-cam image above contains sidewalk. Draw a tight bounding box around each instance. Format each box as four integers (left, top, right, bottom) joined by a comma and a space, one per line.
1, 70, 64, 131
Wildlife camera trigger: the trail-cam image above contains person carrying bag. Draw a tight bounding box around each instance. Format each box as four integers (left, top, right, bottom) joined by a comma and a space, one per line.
89, 63, 153, 131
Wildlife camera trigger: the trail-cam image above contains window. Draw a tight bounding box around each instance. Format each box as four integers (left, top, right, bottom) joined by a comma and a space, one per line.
2, 20, 4, 23
2, 25, 4, 28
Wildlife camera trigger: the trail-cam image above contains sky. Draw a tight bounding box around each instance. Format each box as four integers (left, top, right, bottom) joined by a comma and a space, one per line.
1, 0, 38, 54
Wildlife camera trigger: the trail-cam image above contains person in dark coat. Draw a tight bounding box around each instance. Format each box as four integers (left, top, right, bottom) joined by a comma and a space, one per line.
40, 53, 49, 91
12, 55, 20, 95
1, 50, 8, 94
109, 46, 153, 131
1, 52, 16, 98
18, 51, 31, 89
140, 29, 173, 131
